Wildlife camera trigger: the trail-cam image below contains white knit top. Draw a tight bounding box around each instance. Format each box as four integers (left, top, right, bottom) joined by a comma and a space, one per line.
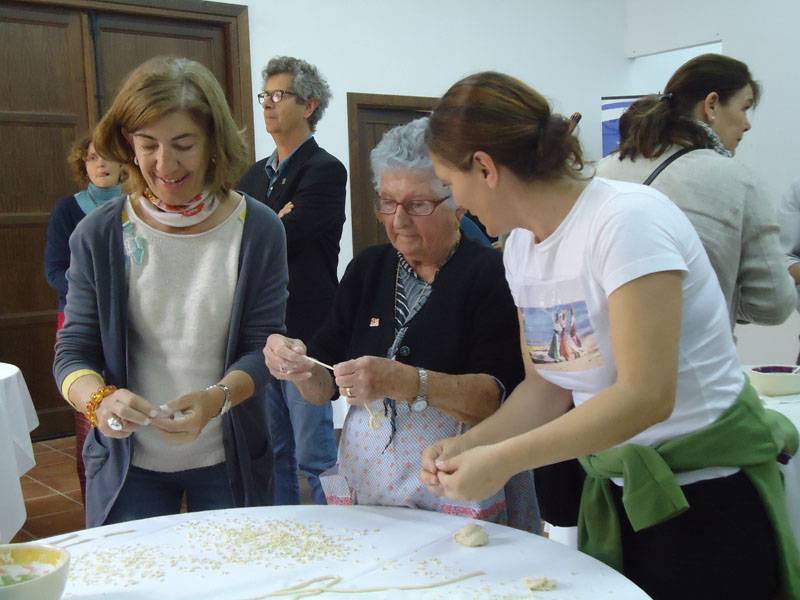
125, 196, 244, 472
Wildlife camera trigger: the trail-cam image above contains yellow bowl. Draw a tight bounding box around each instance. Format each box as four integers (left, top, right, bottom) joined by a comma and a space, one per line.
0, 543, 69, 600
748, 365, 800, 397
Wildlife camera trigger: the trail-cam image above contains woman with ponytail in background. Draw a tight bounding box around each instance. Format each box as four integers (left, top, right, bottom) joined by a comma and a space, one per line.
45, 134, 124, 503
598, 53, 793, 330
420, 71, 799, 600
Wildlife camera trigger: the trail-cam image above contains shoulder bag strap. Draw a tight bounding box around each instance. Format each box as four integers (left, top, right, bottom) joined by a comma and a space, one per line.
643, 146, 698, 186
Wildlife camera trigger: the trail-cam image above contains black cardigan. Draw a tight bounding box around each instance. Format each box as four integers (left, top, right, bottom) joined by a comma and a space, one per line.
310, 239, 524, 397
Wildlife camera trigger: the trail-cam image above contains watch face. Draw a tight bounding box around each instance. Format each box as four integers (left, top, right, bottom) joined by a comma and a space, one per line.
411, 398, 428, 413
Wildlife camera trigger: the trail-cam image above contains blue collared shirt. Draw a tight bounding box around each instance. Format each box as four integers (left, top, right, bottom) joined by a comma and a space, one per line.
264, 134, 314, 196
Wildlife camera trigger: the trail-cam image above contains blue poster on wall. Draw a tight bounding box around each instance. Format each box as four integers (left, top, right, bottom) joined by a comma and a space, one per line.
601, 96, 647, 157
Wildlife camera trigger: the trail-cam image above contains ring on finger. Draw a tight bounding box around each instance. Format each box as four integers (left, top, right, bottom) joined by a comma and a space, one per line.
107, 415, 124, 431
345, 386, 354, 398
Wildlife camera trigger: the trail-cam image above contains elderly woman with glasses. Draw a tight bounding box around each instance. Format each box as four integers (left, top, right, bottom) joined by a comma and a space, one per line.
264, 117, 537, 530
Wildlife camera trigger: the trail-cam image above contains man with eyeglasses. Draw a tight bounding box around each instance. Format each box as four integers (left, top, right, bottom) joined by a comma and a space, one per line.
238, 56, 344, 506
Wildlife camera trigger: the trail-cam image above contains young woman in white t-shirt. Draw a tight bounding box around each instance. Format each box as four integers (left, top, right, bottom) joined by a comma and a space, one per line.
420, 71, 797, 600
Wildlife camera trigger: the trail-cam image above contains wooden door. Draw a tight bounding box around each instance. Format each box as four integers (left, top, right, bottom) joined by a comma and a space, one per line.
93, 13, 228, 116
0, 4, 92, 438
346, 93, 435, 256
0, 0, 251, 440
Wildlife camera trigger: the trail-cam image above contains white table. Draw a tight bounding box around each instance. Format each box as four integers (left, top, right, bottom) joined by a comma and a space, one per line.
43, 505, 649, 599
0, 362, 39, 543
761, 392, 800, 544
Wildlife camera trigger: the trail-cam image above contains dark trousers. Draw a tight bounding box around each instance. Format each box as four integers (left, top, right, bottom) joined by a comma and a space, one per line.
611, 471, 779, 600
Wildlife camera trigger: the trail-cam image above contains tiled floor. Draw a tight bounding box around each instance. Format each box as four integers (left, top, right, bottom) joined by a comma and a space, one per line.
12, 436, 84, 542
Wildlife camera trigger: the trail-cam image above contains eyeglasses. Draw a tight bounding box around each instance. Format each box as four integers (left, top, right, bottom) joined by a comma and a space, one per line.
257, 89, 299, 105
373, 195, 451, 216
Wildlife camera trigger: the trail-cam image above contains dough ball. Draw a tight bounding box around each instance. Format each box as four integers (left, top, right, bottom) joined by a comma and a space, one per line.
524, 576, 557, 591
453, 523, 489, 547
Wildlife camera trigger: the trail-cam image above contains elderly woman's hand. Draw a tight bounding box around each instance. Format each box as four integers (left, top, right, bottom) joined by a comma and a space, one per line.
420, 435, 470, 495
95, 388, 158, 439
264, 333, 313, 381
150, 388, 223, 445
332, 356, 414, 405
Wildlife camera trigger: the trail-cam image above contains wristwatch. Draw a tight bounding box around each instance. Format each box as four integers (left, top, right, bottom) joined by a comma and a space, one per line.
410, 368, 428, 413
206, 383, 231, 416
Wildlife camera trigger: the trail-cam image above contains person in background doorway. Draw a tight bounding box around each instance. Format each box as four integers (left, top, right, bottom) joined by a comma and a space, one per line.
45, 134, 124, 503
238, 56, 344, 505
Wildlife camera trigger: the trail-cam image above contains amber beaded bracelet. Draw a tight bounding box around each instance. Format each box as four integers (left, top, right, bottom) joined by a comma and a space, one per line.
85, 385, 118, 427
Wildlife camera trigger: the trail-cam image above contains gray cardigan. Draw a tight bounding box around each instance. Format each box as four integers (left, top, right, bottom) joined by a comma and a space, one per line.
53, 194, 288, 527
597, 148, 795, 329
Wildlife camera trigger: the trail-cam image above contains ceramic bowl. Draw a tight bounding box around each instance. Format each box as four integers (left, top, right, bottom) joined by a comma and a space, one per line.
0, 543, 69, 600
748, 365, 800, 397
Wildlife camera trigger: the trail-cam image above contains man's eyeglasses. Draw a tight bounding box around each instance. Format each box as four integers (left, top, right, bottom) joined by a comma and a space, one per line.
257, 89, 299, 105
373, 195, 451, 216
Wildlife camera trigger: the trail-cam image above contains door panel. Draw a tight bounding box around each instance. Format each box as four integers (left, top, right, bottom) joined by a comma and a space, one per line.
0, 1, 244, 440
347, 94, 434, 257
0, 4, 90, 438
94, 13, 227, 115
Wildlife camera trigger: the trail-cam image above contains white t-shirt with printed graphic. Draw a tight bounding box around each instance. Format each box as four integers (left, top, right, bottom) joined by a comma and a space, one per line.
504, 177, 743, 484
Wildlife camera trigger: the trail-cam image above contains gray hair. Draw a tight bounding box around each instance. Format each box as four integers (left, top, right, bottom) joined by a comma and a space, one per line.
262, 56, 331, 130
369, 117, 453, 206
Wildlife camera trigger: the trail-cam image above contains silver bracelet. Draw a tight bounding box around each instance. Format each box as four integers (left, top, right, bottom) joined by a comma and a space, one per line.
205, 383, 231, 416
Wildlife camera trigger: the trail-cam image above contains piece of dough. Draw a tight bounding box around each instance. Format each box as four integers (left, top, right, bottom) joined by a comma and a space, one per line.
453, 523, 489, 547
524, 576, 557, 591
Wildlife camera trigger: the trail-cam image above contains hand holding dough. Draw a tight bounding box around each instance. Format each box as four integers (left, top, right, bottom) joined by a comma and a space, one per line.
453, 523, 489, 547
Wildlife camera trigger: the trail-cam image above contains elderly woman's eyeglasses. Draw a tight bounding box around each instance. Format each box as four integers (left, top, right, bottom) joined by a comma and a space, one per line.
373, 195, 451, 216
257, 90, 298, 105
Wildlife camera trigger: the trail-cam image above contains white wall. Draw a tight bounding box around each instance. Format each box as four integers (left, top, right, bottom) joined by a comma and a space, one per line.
219, 0, 799, 365
624, 43, 722, 96
221, 0, 629, 270
625, 0, 800, 364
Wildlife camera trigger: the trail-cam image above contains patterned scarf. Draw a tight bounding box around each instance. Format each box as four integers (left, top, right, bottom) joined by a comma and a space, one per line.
138, 189, 219, 228
690, 118, 733, 157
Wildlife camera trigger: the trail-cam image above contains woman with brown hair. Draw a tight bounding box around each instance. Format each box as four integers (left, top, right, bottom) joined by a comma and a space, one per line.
420, 71, 799, 599
53, 56, 288, 526
598, 53, 793, 330
45, 134, 124, 502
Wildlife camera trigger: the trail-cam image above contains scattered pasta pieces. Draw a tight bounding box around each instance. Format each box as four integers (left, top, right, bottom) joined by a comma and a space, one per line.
258, 570, 485, 598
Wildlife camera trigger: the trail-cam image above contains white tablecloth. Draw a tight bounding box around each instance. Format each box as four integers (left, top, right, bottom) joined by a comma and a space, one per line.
42, 505, 649, 599
0, 362, 39, 542
761, 392, 800, 544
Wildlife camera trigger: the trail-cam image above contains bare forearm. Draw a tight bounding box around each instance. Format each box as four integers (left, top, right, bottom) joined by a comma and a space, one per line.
67, 373, 106, 414
381, 363, 501, 425
427, 372, 500, 425
461, 375, 572, 448
215, 370, 255, 409
499, 381, 672, 477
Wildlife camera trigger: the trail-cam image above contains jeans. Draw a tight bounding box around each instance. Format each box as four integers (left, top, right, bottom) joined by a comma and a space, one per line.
265, 378, 337, 505
104, 462, 234, 525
